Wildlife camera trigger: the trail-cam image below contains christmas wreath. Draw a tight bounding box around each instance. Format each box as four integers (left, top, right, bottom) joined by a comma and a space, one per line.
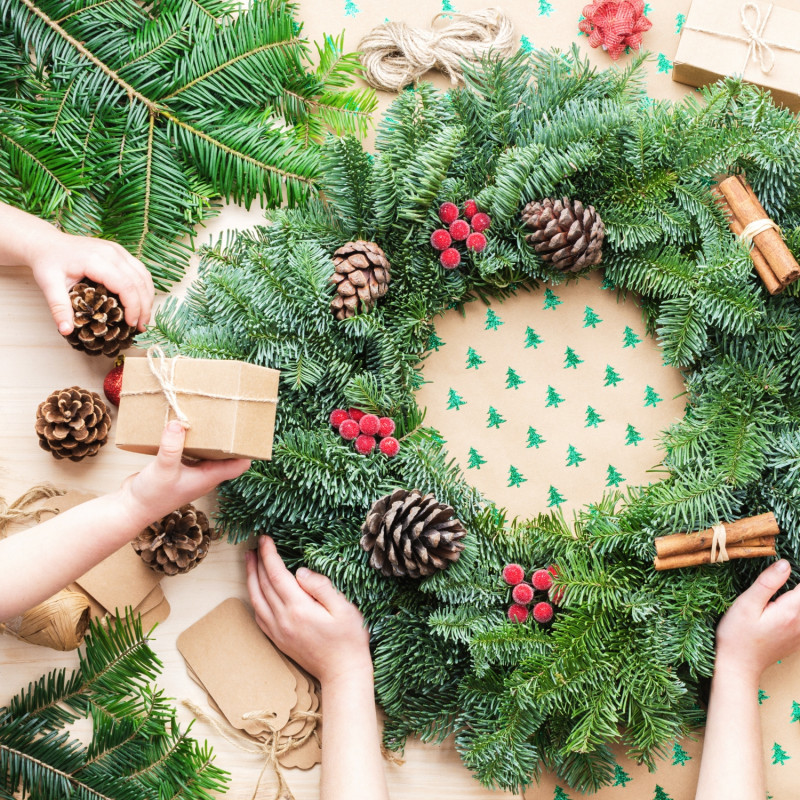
148, 49, 800, 793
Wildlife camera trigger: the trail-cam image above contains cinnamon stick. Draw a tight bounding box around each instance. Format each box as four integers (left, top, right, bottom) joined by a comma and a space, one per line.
654, 512, 779, 558
718, 175, 800, 286
654, 544, 776, 571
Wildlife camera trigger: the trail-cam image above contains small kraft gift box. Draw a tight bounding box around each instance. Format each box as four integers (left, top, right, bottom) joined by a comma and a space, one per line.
673, 0, 800, 113
116, 347, 279, 460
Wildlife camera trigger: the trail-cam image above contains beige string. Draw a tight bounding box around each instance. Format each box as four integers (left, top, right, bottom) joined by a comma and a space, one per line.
683, 2, 800, 76
357, 8, 516, 92
710, 524, 730, 564
738, 217, 781, 245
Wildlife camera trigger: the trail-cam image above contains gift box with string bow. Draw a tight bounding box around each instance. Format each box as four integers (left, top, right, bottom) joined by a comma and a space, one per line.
673, 0, 800, 112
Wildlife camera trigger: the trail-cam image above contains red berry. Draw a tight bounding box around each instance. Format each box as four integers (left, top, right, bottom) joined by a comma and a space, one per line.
449, 219, 470, 241
440, 248, 461, 269
354, 434, 376, 454
348, 408, 365, 422
378, 417, 396, 437
502, 563, 525, 585
511, 583, 534, 605
103, 356, 125, 407
463, 199, 478, 220
359, 414, 380, 436
533, 601, 554, 624
430, 229, 452, 251
466, 232, 487, 253
531, 569, 553, 592
471, 212, 491, 232
379, 436, 400, 457
339, 419, 360, 440
329, 408, 349, 429
508, 604, 529, 623
438, 202, 459, 224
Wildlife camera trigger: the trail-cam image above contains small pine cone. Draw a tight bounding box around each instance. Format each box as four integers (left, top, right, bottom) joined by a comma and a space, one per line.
521, 197, 605, 273
360, 488, 466, 578
330, 241, 391, 320
132, 504, 216, 576
34, 386, 110, 462
63, 280, 135, 356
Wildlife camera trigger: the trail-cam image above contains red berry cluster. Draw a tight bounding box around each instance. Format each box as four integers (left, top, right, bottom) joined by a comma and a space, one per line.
502, 563, 562, 624
430, 201, 492, 270
329, 408, 400, 457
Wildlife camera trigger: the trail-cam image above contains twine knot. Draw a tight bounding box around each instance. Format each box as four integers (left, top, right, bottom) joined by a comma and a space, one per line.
738, 216, 781, 246
739, 2, 775, 74
146, 345, 191, 427
710, 523, 730, 564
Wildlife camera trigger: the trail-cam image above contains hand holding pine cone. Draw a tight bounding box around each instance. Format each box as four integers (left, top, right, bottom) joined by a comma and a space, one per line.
64, 280, 135, 357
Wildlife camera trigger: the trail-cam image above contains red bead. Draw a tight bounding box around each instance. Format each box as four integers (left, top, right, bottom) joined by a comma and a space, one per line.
466, 232, 487, 253
471, 212, 491, 232
379, 436, 400, 457
533, 601, 554, 624
430, 229, 452, 251
359, 414, 380, 435
329, 408, 349, 429
378, 417, 396, 437
348, 408, 365, 422
463, 199, 478, 220
339, 419, 360, 440
440, 248, 461, 269
511, 583, 534, 605
508, 604, 529, 623
438, 202, 459, 224
449, 219, 470, 241
354, 434, 377, 454
502, 563, 525, 585
531, 569, 553, 591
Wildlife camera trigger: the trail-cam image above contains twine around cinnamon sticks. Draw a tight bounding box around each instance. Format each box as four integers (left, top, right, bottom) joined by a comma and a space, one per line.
653, 512, 779, 570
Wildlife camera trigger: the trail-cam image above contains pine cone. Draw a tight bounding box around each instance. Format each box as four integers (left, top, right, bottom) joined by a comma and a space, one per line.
34, 386, 110, 462
132, 504, 216, 576
63, 280, 135, 356
330, 241, 391, 320
521, 197, 605, 272
360, 489, 466, 578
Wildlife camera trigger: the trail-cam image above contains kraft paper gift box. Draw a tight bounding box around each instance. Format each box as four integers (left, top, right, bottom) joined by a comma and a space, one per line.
116, 351, 279, 461
673, 0, 800, 113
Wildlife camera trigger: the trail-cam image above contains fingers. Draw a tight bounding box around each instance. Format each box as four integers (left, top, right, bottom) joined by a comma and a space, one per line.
194, 458, 251, 485
38, 275, 75, 335
246, 549, 277, 634
154, 420, 187, 476
742, 560, 791, 611
83, 250, 152, 331
258, 536, 307, 607
296, 567, 343, 612
122, 251, 154, 330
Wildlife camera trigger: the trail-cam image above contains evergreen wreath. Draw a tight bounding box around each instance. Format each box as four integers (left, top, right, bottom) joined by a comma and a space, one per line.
146, 49, 800, 793
0, 0, 376, 288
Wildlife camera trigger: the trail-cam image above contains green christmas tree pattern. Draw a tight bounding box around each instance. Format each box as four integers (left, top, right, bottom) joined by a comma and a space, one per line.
441, 0, 456, 12
644, 385, 663, 407
606, 465, 626, 487
657, 53, 673, 73
538, 0, 553, 16
524, 326, 544, 349
446, 388, 466, 410
644, 2, 652, 13
520, 34, 534, 53
653, 787, 673, 800
526, 427, 546, 449
791, 700, 800, 723
772, 742, 791, 765
506, 367, 525, 390
508, 465, 527, 487
672, 742, 692, 766
547, 485, 566, 507
625, 423, 644, 446
583, 306, 602, 328
564, 346, 584, 369
758, 688, 770, 704
466, 447, 486, 469
543, 288, 562, 310
675, 12, 686, 33
487, 406, 506, 428
485, 308, 504, 330
612, 764, 632, 787
604, 365, 623, 387
429, 430, 446, 446
566, 445, 586, 467
553, 786, 571, 800
344, 0, 359, 16
428, 330, 445, 351
585, 406, 604, 428
466, 347, 485, 369
622, 325, 642, 348
601, 274, 616, 290
545, 385, 565, 408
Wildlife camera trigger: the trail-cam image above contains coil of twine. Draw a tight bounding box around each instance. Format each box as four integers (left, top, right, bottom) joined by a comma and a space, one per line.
358, 8, 516, 92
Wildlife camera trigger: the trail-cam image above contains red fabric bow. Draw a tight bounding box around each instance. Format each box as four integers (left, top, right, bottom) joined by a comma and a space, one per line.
579, 0, 653, 60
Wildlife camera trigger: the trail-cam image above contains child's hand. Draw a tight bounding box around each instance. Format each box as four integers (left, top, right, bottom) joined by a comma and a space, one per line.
28, 229, 154, 334
715, 559, 800, 684
119, 420, 250, 528
245, 535, 373, 688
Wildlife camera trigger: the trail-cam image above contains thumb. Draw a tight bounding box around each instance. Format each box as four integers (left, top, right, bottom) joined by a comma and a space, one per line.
742, 560, 791, 610
40, 277, 74, 335
296, 568, 340, 610
155, 419, 187, 473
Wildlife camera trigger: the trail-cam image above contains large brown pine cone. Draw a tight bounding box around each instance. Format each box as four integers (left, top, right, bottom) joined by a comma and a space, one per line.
63, 280, 135, 356
330, 241, 391, 320
521, 197, 605, 272
34, 386, 110, 462
132, 504, 216, 576
360, 488, 467, 578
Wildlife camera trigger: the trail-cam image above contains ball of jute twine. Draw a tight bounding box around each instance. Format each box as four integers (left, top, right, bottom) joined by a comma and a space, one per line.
358, 8, 516, 92
0, 484, 92, 651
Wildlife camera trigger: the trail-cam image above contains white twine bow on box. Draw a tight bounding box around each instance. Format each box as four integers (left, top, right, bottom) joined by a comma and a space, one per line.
683, 2, 800, 76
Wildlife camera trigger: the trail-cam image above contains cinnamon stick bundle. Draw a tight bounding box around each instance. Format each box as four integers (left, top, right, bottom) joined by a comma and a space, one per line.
715, 175, 800, 295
